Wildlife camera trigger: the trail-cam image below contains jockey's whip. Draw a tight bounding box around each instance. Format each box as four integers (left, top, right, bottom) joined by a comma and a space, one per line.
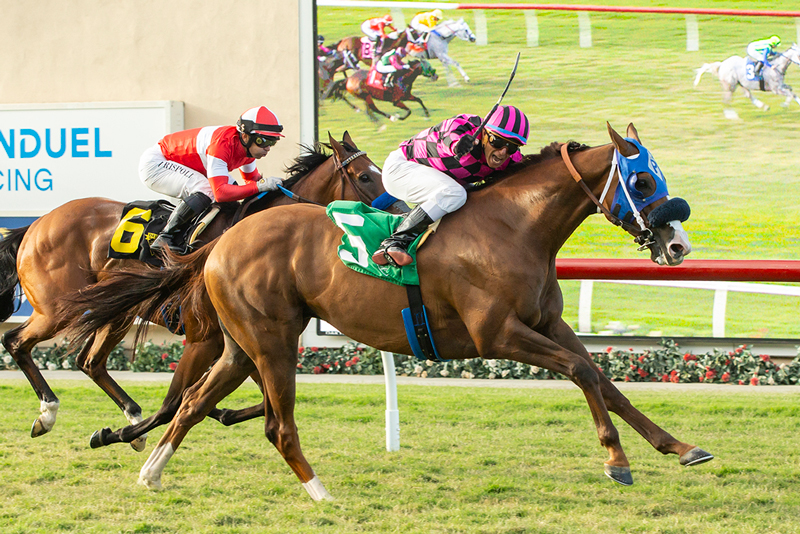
475, 52, 521, 136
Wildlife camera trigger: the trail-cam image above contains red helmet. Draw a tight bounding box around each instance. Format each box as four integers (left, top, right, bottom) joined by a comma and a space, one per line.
237, 106, 284, 138
381, 14, 394, 24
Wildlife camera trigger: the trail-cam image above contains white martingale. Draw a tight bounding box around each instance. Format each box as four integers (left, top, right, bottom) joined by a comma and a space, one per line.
302, 475, 334, 501
38, 400, 59, 431
138, 443, 175, 490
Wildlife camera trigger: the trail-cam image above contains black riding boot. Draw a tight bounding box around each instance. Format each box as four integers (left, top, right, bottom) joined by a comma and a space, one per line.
150, 192, 211, 255
754, 61, 764, 76
371, 206, 434, 267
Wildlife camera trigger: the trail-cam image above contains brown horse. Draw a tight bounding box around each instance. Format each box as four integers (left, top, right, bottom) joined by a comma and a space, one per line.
62, 123, 710, 497
329, 59, 438, 122
0, 133, 387, 450
335, 30, 410, 67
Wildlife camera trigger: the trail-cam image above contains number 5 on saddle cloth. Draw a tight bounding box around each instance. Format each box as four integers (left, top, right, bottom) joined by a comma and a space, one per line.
327, 200, 446, 362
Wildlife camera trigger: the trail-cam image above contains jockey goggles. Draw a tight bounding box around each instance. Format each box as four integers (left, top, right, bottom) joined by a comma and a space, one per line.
486, 131, 521, 154
253, 135, 279, 148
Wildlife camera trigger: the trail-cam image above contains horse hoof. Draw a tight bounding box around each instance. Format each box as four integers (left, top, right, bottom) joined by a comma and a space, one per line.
378, 125, 388, 132
31, 418, 51, 438
90, 427, 114, 449
138, 476, 162, 491
680, 446, 714, 466
130, 434, 148, 453
604, 464, 633, 486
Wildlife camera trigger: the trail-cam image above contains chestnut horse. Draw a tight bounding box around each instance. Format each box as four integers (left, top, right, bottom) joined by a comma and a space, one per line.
0, 133, 386, 450
335, 30, 409, 67
328, 59, 438, 122
62, 124, 711, 498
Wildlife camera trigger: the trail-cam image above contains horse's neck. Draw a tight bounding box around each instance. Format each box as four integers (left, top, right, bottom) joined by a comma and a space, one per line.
286, 158, 341, 205
773, 54, 791, 75
478, 144, 615, 254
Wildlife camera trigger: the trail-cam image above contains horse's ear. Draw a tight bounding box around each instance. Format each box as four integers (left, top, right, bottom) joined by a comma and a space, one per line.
626, 123, 641, 143
342, 130, 355, 148
607, 122, 639, 157
328, 132, 344, 163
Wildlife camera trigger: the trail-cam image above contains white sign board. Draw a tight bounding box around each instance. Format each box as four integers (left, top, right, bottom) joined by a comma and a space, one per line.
0, 101, 183, 216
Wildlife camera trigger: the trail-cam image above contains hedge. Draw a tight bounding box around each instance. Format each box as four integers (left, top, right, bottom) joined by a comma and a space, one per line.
2, 339, 799, 386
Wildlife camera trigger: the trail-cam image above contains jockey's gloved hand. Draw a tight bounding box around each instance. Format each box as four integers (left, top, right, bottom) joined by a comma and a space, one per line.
454, 134, 477, 158
257, 176, 283, 192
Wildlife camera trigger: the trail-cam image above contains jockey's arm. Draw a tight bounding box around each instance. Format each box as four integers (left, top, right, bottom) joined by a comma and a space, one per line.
206, 156, 260, 202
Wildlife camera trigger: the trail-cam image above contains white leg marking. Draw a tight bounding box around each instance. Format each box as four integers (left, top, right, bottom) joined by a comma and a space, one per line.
138, 443, 174, 490
302, 475, 334, 501
124, 410, 149, 452
38, 400, 60, 431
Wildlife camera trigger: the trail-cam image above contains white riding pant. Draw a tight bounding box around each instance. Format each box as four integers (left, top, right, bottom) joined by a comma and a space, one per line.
139, 144, 213, 201
382, 148, 467, 221
375, 62, 398, 74
361, 22, 379, 41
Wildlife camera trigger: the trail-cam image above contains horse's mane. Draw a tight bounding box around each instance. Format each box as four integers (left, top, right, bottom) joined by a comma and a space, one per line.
474, 141, 591, 189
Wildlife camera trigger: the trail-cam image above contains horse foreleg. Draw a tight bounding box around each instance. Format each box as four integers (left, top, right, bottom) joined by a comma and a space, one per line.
365, 95, 394, 121
741, 86, 769, 111
441, 53, 469, 83
137, 335, 253, 490
340, 96, 362, 113
404, 95, 430, 118
471, 313, 632, 485
1, 313, 61, 437
548, 319, 713, 467
392, 101, 413, 120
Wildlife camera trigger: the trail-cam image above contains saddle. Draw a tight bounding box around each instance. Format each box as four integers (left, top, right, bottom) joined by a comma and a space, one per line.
745, 58, 768, 90
108, 200, 229, 265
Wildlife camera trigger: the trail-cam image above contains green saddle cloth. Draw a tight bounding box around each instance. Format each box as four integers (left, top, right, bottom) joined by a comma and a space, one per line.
326, 201, 422, 286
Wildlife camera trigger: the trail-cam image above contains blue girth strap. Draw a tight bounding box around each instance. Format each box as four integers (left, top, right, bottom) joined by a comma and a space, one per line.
402, 284, 446, 362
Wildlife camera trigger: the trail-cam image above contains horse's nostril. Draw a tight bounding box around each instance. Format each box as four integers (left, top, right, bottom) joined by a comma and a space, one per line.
670, 243, 685, 257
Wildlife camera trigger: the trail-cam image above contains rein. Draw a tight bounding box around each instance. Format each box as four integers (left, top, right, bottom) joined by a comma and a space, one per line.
272, 149, 369, 207
560, 143, 655, 249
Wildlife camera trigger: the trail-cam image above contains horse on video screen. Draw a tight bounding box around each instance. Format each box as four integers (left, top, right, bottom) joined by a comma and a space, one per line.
61, 123, 711, 499
694, 43, 800, 118
0, 133, 387, 451
421, 18, 477, 86
328, 59, 438, 122
335, 30, 410, 67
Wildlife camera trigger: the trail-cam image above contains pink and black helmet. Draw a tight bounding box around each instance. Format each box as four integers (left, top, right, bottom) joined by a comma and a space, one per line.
237, 106, 284, 138
484, 105, 529, 146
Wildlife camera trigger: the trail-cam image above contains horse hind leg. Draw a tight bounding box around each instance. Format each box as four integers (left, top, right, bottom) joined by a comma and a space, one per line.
76, 318, 150, 451
1, 313, 61, 437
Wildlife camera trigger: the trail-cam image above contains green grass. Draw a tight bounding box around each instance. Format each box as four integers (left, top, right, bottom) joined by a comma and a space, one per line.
318, 1, 800, 338
2, 380, 800, 533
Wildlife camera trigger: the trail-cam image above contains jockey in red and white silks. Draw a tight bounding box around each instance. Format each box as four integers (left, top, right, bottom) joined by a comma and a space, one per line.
139, 106, 284, 253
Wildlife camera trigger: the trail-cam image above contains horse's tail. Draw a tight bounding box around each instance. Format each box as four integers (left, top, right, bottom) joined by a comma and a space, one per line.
59, 237, 221, 351
0, 226, 30, 322
327, 78, 348, 101
693, 62, 721, 87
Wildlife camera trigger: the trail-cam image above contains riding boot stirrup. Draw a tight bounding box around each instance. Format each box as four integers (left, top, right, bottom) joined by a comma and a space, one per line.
371, 206, 434, 267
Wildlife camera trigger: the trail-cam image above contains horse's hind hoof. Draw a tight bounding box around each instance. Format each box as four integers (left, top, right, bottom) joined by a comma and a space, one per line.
130, 434, 148, 453
31, 418, 50, 438
90, 427, 112, 449
604, 464, 633, 486
680, 446, 714, 466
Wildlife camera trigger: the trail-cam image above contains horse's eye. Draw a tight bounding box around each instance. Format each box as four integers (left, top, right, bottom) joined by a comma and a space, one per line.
634, 173, 656, 197
358, 173, 372, 183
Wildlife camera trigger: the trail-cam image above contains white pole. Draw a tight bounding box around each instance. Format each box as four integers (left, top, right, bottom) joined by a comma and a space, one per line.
685, 14, 699, 52
578, 280, 594, 333
525, 11, 539, 48
474, 10, 488, 46
712, 288, 727, 338
381, 351, 400, 452
578, 12, 592, 48
298, 0, 317, 146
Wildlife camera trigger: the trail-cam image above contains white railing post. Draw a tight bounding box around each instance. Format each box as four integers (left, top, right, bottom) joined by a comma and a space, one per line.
525, 11, 539, 47
578, 280, 594, 333
474, 10, 488, 46
578, 12, 592, 48
380, 351, 400, 452
685, 14, 699, 51
712, 288, 728, 338
390, 7, 405, 29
